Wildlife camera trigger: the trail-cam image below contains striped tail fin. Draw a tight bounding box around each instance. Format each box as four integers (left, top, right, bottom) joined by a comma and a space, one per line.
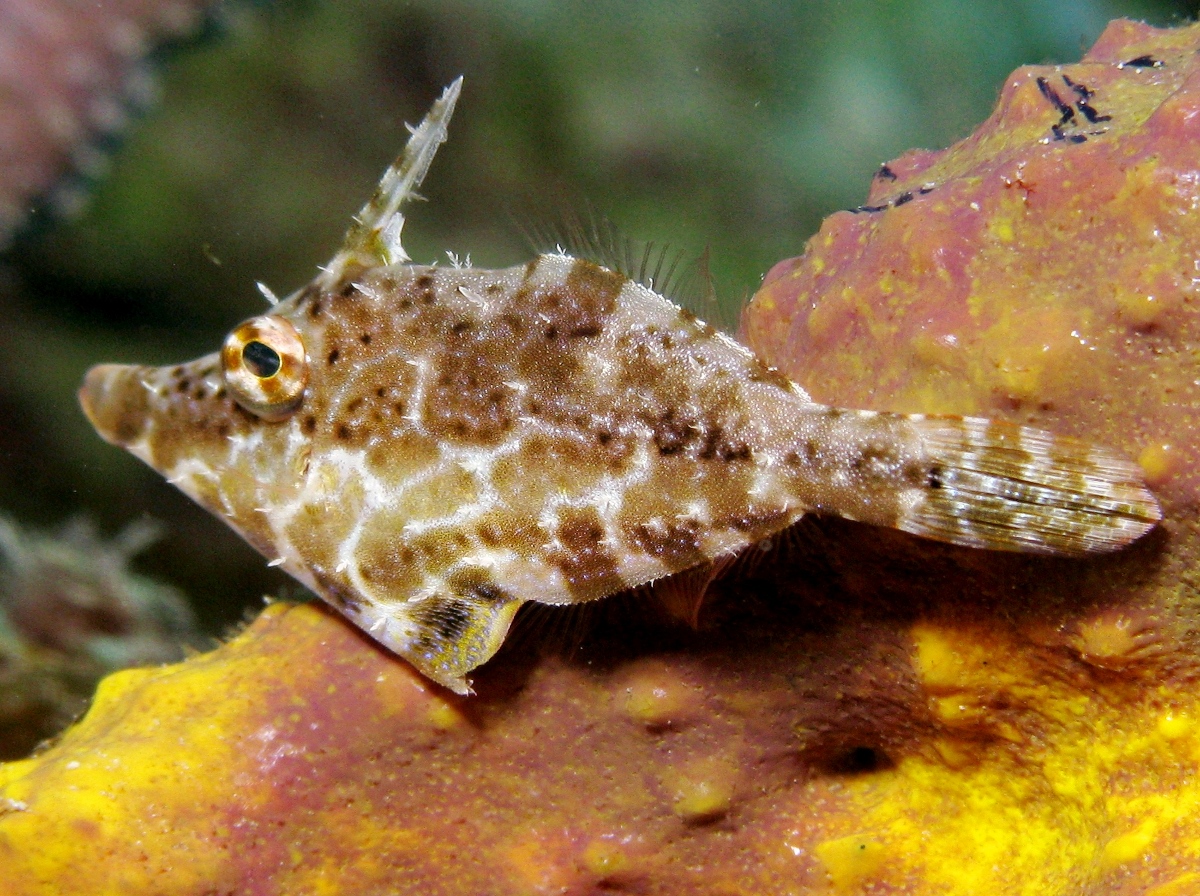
899, 416, 1160, 555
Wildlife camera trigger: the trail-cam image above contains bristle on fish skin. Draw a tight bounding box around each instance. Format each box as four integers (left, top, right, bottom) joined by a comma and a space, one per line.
899, 416, 1161, 554
77, 78, 1162, 695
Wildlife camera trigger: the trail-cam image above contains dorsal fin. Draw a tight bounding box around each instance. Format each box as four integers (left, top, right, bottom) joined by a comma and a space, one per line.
316, 77, 462, 289
524, 209, 727, 328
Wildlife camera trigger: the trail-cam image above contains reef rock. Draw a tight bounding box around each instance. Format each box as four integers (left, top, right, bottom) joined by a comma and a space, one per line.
0, 0, 218, 244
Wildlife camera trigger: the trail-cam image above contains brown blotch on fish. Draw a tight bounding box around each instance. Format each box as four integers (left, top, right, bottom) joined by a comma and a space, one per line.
651, 411, 699, 456
552, 506, 626, 598
626, 518, 705, 566
699, 427, 752, 463
474, 513, 541, 553
415, 273, 436, 304
543, 258, 623, 339
424, 335, 520, 443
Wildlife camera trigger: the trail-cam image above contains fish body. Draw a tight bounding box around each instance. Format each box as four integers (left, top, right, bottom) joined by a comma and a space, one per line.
79, 80, 1160, 693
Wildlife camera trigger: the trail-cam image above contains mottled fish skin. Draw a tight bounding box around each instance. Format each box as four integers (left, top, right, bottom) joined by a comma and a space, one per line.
79, 80, 1161, 694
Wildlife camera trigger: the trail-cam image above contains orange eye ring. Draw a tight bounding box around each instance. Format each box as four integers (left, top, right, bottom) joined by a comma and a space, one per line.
221, 315, 308, 421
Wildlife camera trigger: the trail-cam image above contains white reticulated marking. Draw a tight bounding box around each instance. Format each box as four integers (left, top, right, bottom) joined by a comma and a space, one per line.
316, 447, 397, 511
897, 487, 923, 517
583, 351, 617, 383
283, 418, 310, 457
679, 499, 710, 525
404, 355, 431, 426
226, 428, 265, 466
389, 453, 511, 540
163, 455, 236, 516
537, 501, 564, 538
165, 456, 221, 486
787, 380, 813, 401
593, 481, 624, 517
340, 515, 373, 604
363, 607, 418, 655
400, 494, 495, 538
537, 253, 573, 277
124, 432, 158, 470
714, 330, 756, 360
748, 466, 781, 501
455, 449, 493, 476
450, 546, 512, 573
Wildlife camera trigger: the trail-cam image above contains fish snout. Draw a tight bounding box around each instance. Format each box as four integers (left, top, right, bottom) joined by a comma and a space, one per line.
79, 363, 152, 447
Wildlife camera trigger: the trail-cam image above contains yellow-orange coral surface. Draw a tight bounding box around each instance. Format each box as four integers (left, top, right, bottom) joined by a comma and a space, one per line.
4, 18, 1200, 896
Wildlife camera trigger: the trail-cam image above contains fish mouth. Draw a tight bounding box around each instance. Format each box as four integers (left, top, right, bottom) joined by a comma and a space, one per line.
79, 363, 152, 448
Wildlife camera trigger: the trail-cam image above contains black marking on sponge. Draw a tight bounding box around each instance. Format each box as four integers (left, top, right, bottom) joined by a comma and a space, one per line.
1121, 55, 1161, 69
1037, 76, 1075, 125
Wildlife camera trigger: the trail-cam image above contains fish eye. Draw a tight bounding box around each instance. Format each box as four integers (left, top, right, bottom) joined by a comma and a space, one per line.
241, 340, 282, 378
221, 315, 308, 421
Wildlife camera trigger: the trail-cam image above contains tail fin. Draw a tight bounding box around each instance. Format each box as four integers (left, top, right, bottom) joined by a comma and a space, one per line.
899, 416, 1160, 555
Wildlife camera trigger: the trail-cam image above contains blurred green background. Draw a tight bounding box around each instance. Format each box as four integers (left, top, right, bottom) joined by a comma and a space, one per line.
3, 0, 1195, 637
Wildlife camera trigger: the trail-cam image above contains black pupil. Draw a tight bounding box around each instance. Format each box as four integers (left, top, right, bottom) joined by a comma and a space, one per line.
242, 340, 282, 378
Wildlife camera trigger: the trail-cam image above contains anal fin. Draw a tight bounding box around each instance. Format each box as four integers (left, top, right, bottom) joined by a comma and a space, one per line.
651, 541, 777, 628
650, 559, 727, 629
